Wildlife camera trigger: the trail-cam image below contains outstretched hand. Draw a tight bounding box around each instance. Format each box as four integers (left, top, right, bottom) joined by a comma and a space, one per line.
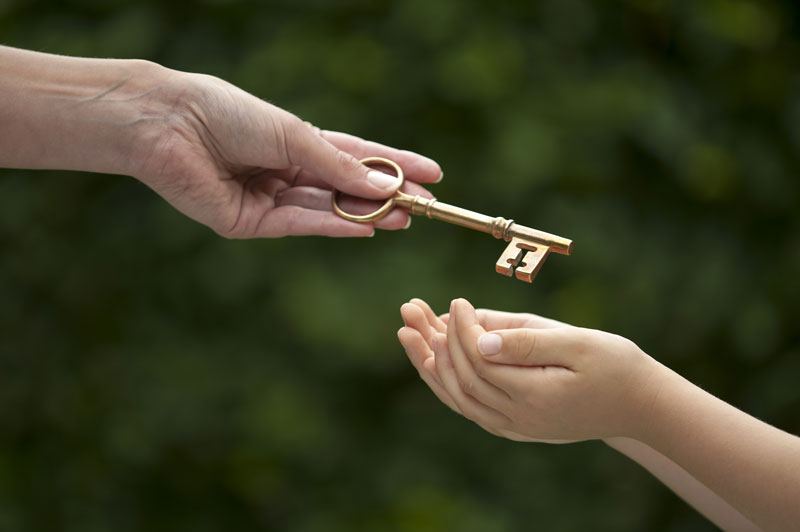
398, 298, 659, 442
0, 46, 442, 238
133, 72, 442, 238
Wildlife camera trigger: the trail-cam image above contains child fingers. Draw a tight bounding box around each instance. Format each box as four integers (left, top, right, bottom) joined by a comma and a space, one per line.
474, 308, 565, 331
397, 326, 452, 395
409, 298, 447, 333
400, 302, 437, 346
419, 357, 462, 414
398, 327, 460, 413
444, 304, 514, 410
433, 334, 513, 430
449, 298, 525, 390
447, 299, 579, 371
398, 326, 432, 371
478, 327, 581, 368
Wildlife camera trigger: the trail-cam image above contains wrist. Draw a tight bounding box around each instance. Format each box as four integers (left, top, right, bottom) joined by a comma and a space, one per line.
0, 46, 179, 176
623, 355, 687, 444
614, 343, 671, 441
70, 57, 181, 178
121, 62, 196, 182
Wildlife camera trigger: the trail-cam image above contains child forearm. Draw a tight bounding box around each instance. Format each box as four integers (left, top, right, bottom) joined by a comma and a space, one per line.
633, 364, 800, 531
605, 437, 758, 531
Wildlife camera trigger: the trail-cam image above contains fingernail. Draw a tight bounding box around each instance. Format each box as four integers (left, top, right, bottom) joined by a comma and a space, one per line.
435, 171, 444, 183
403, 217, 412, 229
367, 170, 400, 191
478, 333, 502, 356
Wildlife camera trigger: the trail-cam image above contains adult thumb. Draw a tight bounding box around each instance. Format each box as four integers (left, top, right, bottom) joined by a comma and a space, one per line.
477, 328, 577, 367
287, 119, 401, 200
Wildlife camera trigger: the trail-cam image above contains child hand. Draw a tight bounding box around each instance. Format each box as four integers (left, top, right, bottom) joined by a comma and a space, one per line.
398, 298, 571, 442
398, 298, 542, 442
398, 298, 662, 442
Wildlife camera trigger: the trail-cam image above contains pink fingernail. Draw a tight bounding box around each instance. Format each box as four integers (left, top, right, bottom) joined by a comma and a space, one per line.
478, 333, 502, 356
367, 170, 400, 190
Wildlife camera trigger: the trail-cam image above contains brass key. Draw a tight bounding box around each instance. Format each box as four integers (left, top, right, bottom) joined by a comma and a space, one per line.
332, 157, 573, 282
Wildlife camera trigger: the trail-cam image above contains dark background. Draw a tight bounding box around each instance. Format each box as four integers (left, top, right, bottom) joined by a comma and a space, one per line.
2, 0, 799, 530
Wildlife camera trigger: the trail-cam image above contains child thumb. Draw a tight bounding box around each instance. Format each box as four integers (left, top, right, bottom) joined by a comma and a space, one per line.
477, 328, 574, 367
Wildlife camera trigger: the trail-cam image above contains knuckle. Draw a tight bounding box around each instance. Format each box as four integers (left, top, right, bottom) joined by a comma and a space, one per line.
283, 112, 304, 132
505, 382, 526, 401
473, 360, 488, 379
334, 148, 361, 174
522, 332, 538, 363
573, 329, 594, 356
303, 120, 321, 136
279, 114, 307, 163
616, 334, 640, 354
462, 379, 476, 398
452, 395, 469, 415
274, 121, 295, 165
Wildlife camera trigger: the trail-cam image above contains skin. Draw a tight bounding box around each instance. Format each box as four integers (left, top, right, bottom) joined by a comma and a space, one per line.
6, 43, 795, 531
399, 298, 800, 531
0, 45, 442, 237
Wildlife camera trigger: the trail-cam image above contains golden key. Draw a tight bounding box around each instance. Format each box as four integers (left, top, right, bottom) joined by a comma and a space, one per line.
331, 157, 573, 282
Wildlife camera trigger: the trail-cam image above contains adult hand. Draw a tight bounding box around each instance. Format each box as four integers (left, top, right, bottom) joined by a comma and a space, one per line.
0, 46, 442, 238
133, 71, 442, 238
398, 298, 660, 442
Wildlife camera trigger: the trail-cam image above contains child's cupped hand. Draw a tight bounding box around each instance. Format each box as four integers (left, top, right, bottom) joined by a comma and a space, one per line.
398, 298, 662, 443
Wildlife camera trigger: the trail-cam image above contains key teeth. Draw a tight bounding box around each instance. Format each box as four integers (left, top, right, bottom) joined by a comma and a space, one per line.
496, 238, 551, 283
515, 245, 550, 282
496, 239, 525, 278
495, 263, 514, 277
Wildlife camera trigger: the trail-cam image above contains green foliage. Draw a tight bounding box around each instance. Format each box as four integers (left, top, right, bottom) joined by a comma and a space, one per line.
2, 0, 799, 530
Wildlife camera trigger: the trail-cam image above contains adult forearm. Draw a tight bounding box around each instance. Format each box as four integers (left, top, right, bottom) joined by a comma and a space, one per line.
634, 364, 800, 531
0, 45, 173, 176
605, 437, 758, 531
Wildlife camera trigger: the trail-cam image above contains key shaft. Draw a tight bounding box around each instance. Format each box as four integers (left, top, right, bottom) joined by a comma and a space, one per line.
395, 192, 572, 255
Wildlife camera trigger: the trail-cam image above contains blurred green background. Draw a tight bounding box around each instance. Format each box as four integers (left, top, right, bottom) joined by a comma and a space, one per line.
1, 0, 799, 530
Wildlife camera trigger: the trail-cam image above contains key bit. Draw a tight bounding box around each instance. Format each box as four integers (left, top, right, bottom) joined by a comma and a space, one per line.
496, 237, 551, 282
